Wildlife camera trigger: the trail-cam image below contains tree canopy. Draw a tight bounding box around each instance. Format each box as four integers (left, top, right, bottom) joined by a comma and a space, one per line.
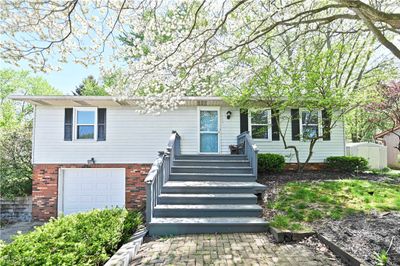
73, 75, 109, 96
0, 69, 61, 198
0, 1, 399, 109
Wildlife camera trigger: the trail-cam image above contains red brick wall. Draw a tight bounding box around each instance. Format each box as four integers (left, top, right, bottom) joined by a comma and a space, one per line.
32, 164, 151, 221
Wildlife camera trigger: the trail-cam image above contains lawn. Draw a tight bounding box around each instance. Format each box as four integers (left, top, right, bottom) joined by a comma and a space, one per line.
269, 180, 400, 231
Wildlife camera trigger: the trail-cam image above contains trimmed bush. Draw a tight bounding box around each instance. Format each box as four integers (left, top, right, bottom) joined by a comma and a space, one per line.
0, 208, 142, 266
325, 156, 369, 172
258, 153, 285, 173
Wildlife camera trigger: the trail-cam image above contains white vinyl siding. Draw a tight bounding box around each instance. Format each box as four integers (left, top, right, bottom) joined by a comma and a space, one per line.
33, 106, 345, 164
33, 106, 240, 164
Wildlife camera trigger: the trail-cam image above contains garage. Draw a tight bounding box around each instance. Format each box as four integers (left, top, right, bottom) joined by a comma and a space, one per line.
58, 168, 125, 215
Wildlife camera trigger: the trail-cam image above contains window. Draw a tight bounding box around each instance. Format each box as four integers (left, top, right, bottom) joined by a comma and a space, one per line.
301, 110, 319, 139
250, 110, 271, 139
75, 108, 96, 140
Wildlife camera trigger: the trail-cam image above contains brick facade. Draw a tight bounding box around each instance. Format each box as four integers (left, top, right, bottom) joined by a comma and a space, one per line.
32, 164, 151, 221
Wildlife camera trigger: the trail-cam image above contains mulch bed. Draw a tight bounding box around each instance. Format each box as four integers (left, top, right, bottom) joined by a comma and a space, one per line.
313, 212, 400, 265
258, 170, 400, 266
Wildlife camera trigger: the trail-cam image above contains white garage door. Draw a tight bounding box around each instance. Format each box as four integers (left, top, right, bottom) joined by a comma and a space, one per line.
60, 168, 125, 215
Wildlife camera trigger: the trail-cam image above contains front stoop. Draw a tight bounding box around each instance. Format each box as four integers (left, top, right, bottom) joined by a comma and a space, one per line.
148, 154, 268, 235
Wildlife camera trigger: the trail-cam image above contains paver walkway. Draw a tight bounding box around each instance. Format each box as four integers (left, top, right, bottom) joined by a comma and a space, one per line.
132, 233, 341, 265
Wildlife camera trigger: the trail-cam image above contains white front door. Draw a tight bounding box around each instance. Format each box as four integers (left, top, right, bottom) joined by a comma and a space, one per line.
199, 108, 220, 153
59, 168, 125, 215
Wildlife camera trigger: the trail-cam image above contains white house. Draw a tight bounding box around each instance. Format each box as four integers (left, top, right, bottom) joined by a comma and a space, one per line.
375, 126, 400, 168
11, 95, 345, 233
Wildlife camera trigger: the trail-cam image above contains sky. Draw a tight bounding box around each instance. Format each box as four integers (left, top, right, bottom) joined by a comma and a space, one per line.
0, 59, 101, 95
43, 64, 100, 94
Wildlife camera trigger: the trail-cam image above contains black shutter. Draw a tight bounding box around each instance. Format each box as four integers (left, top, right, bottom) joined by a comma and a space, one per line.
240, 109, 248, 133
322, 109, 331, 141
64, 108, 73, 141
97, 108, 106, 141
271, 109, 280, 141
291, 109, 300, 141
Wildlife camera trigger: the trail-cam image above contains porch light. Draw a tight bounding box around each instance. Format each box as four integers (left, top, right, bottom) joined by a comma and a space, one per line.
226, 111, 232, 120
87, 157, 96, 165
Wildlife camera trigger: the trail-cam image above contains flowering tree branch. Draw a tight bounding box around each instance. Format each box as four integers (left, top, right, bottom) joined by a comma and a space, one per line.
0, 0, 399, 110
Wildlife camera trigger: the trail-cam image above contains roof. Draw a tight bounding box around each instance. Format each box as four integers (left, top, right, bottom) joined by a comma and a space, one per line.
374, 125, 400, 139
9, 95, 229, 107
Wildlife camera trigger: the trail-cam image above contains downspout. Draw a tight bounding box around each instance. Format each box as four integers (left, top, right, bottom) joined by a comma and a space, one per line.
32, 105, 37, 164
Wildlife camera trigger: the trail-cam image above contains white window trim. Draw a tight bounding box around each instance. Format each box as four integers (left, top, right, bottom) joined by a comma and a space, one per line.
249, 109, 272, 141
299, 108, 323, 140
73, 107, 97, 141
197, 106, 221, 154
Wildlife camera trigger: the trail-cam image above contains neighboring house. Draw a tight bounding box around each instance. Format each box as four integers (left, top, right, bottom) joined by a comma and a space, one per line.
11, 95, 346, 228
375, 125, 400, 167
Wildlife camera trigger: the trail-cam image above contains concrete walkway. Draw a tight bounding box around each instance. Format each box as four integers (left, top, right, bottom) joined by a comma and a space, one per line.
132, 233, 341, 265
0, 222, 43, 243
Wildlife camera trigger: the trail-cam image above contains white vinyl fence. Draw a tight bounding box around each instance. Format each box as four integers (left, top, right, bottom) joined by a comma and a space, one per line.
346, 142, 387, 169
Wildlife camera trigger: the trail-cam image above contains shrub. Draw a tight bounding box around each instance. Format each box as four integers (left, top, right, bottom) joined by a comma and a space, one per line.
0, 208, 142, 266
0, 175, 31, 199
0, 127, 33, 199
325, 156, 369, 172
258, 153, 285, 173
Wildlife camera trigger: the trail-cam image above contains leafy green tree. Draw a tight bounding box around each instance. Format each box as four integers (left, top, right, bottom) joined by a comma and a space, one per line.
345, 107, 388, 142
73, 75, 109, 96
224, 33, 397, 172
0, 69, 60, 198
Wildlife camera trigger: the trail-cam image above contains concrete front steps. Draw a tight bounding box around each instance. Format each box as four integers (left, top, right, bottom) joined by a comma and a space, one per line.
148, 154, 268, 235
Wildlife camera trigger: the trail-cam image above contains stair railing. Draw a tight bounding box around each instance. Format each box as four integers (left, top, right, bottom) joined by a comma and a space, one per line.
237, 131, 259, 176
145, 131, 181, 225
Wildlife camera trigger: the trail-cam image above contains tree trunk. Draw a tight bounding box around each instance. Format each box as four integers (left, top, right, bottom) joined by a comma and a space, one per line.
300, 138, 318, 172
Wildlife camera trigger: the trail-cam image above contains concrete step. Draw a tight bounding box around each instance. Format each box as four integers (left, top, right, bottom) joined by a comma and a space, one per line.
154, 204, 262, 217
175, 155, 247, 161
148, 217, 268, 235
157, 193, 257, 205
162, 181, 266, 194
171, 166, 252, 174
173, 160, 250, 167
169, 173, 256, 182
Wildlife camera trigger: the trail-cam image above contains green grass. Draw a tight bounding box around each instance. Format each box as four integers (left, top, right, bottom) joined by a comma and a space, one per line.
370, 168, 400, 178
269, 180, 400, 231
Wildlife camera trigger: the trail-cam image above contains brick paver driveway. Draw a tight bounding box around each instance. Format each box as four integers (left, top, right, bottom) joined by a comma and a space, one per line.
132, 233, 341, 265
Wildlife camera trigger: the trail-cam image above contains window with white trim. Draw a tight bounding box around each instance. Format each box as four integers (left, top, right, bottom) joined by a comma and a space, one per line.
75, 108, 97, 140
249, 109, 271, 140
300, 110, 320, 139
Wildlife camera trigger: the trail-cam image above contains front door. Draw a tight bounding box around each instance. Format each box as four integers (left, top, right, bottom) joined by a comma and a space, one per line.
199, 108, 220, 153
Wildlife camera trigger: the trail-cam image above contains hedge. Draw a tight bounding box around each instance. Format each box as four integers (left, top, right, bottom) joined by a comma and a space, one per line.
258, 153, 285, 173
325, 156, 369, 173
0, 208, 142, 266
